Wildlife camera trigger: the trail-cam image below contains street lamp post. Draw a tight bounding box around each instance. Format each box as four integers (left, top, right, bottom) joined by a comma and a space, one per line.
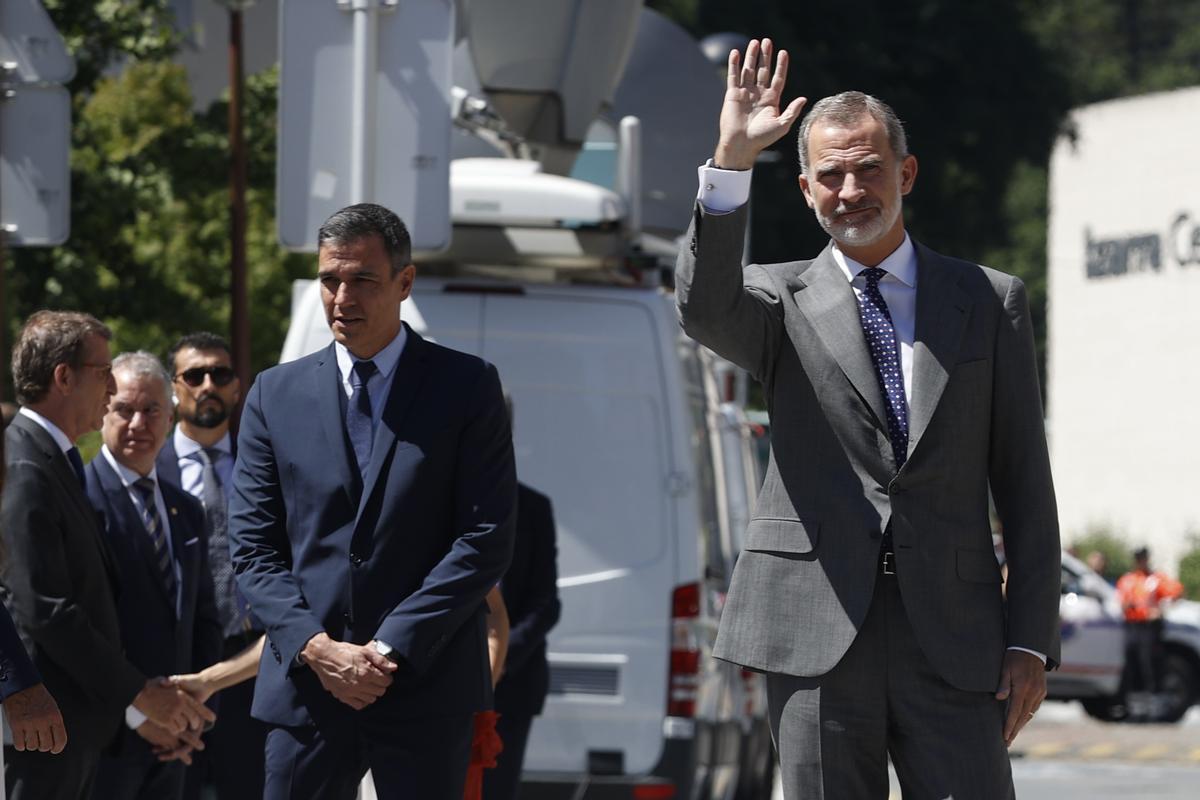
216, 0, 255, 409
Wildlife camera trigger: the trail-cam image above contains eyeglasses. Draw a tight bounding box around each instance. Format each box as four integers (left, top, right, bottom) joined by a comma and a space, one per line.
175, 366, 237, 387
79, 362, 113, 379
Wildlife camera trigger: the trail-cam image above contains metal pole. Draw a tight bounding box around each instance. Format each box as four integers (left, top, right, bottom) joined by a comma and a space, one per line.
229, 9, 251, 405
348, 0, 377, 203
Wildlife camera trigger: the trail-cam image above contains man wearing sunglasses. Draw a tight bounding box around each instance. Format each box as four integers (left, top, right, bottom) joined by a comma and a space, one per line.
157, 333, 267, 800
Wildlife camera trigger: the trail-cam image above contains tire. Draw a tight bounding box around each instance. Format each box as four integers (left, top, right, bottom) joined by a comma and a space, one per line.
1153, 651, 1198, 723
1081, 695, 1128, 722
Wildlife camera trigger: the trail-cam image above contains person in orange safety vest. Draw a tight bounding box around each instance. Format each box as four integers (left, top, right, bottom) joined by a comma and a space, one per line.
1115, 547, 1183, 693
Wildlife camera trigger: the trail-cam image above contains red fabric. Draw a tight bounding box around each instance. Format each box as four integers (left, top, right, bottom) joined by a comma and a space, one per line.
462, 711, 504, 800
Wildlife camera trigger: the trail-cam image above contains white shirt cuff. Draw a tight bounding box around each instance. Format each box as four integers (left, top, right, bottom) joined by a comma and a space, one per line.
1007, 646, 1047, 665
125, 705, 148, 730
697, 160, 752, 214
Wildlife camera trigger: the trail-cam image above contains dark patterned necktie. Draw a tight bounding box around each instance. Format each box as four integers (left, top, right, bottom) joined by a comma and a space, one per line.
347, 359, 378, 476
134, 477, 177, 602
197, 448, 248, 636
66, 447, 86, 490
855, 267, 909, 470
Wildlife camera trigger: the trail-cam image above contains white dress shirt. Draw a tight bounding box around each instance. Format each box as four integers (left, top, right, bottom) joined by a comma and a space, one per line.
174, 428, 234, 503
17, 407, 73, 455
695, 163, 1045, 666
334, 325, 408, 436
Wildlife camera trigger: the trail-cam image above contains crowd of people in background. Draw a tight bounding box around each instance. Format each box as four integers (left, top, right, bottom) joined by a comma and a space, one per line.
0, 204, 561, 800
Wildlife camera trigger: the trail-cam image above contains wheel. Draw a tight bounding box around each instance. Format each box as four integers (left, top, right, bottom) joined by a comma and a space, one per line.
1081, 696, 1128, 722
1152, 651, 1198, 723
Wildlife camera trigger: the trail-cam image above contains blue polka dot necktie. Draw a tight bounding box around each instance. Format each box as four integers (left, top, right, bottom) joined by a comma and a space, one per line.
855, 267, 909, 470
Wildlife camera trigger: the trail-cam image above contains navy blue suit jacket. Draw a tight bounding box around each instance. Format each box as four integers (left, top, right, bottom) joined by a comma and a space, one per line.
495, 484, 560, 717
229, 326, 517, 728
85, 456, 223, 695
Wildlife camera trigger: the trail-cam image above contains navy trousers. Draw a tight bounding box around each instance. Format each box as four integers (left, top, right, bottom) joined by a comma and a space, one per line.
263, 712, 474, 800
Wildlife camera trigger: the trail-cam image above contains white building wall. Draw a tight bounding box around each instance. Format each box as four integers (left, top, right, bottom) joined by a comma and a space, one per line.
1047, 86, 1200, 573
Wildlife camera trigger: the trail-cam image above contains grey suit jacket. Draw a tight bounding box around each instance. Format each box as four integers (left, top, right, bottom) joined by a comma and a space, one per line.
677, 205, 1061, 694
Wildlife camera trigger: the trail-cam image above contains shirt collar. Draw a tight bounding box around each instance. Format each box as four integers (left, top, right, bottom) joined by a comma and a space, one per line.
100, 444, 158, 486
173, 427, 232, 459
831, 233, 917, 288
18, 407, 74, 454
335, 324, 407, 385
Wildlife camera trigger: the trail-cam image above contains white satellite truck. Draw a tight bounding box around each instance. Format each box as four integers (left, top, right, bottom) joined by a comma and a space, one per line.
280, 4, 774, 799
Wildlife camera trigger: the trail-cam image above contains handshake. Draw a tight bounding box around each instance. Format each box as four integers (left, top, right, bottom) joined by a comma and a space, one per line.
131, 675, 218, 765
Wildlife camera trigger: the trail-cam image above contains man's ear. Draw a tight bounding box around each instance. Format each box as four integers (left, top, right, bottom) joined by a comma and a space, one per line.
396, 264, 416, 301
52, 363, 73, 396
899, 154, 918, 196
797, 174, 816, 209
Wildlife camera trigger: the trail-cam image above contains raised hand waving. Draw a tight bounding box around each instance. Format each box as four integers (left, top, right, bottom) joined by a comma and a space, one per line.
715, 38, 807, 171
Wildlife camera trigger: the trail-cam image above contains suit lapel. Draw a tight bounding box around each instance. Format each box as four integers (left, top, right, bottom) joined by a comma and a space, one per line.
357, 326, 431, 519
907, 244, 971, 459
792, 250, 888, 431
12, 416, 105, 536
315, 344, 360, 505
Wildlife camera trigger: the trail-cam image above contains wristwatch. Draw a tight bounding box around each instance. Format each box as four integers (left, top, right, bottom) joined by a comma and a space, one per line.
374, 640, 400, 663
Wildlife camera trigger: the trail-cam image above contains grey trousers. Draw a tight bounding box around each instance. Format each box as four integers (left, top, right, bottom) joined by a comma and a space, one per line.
766, 572, 1015, 800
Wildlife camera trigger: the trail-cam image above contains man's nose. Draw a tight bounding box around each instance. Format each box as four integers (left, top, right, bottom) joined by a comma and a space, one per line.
334, 283, 354, 306
839, 173, 865, 202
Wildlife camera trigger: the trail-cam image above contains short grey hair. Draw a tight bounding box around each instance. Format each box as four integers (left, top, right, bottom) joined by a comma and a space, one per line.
797, 91, 909, 176
113, 351, 173, 404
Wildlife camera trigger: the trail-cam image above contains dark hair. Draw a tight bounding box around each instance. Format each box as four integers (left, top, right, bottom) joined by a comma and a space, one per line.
317, 203, 412, 275
167, 332, 233, 374
11, 311, 112, 405
797, 91, 909, 176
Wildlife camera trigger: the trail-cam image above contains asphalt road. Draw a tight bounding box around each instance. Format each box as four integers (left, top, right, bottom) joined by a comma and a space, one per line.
769, 702, 1200, 798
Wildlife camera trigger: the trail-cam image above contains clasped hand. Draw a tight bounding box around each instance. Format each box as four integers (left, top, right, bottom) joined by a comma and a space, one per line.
132, 677, 217, 735
301, 633, 398, 710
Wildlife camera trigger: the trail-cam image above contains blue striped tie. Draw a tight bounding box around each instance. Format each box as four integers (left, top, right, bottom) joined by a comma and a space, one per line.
134, 478, 176, 603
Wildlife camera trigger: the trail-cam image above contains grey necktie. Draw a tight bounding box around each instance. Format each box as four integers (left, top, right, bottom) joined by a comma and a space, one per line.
196, 448, 246, 636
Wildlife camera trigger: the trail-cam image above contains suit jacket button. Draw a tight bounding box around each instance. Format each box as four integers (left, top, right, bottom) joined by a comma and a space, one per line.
350, 554, 364, 566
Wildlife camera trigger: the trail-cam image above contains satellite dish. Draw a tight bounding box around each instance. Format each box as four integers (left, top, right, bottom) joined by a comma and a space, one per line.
462, 0, 642, 152
605, 10, 724, 238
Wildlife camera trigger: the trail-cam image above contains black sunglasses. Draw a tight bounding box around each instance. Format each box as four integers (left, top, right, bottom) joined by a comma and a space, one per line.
175, 366, 237, 387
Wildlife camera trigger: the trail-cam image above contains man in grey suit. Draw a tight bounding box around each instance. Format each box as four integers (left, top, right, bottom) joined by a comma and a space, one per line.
676, 39, 1061, 798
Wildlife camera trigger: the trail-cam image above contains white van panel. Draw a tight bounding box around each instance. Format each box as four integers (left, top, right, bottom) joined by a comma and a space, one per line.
474, 288, 677, 774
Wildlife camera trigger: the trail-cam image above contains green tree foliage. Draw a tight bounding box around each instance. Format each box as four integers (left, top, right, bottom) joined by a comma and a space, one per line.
1179, 535, 1200, 601
1070, 525, 1133, 583
7, 4, 312, 381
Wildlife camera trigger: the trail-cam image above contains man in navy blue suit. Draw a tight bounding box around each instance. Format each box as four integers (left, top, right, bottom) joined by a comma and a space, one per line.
229, 203, 517, 800
86, 352, 223, 799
